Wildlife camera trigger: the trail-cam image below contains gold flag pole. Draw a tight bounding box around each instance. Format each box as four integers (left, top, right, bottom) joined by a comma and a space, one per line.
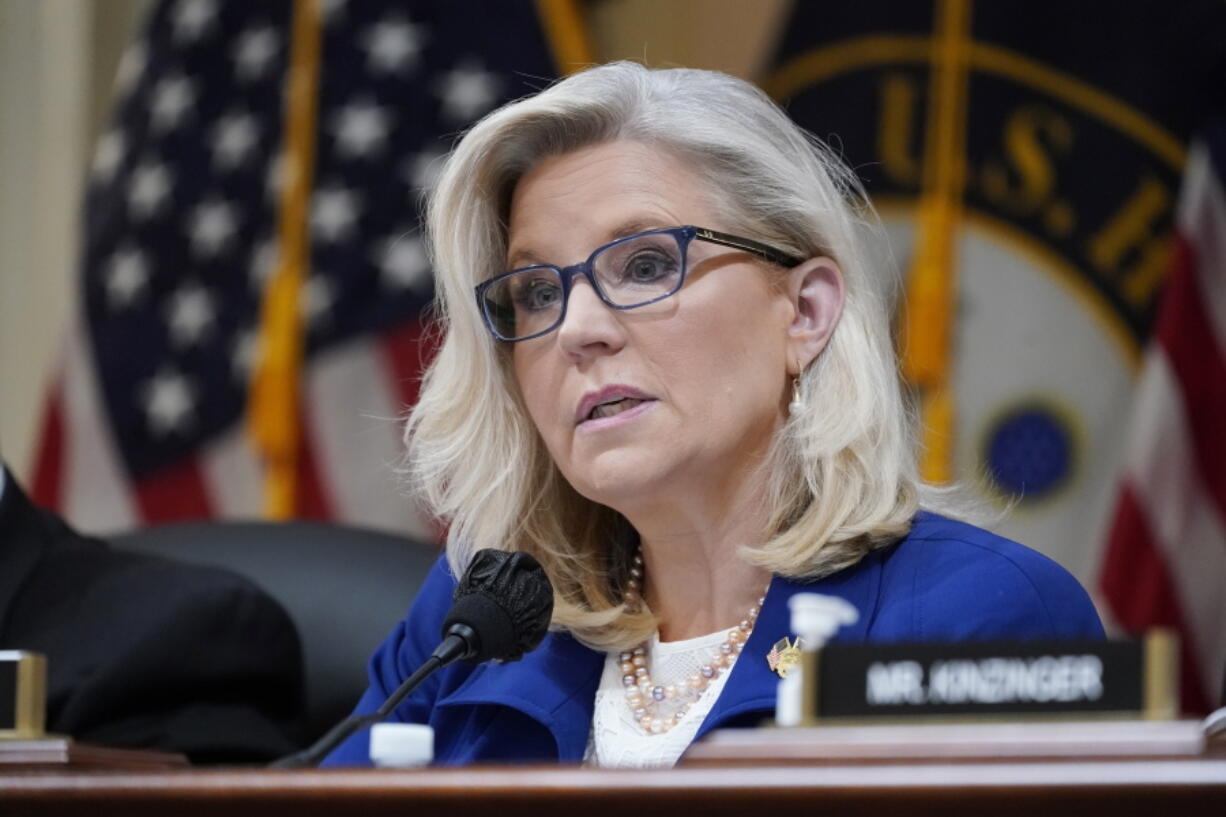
901, 0, 972, 484
247, 0, 322, 518
535, 0, 596, 74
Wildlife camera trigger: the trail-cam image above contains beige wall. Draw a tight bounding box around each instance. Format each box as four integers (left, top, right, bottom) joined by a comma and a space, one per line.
0, 0, 786, 481
0, 0, 149, 478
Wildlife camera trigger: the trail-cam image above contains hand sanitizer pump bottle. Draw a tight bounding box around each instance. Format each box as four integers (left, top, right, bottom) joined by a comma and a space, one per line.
775, 594, 859, 727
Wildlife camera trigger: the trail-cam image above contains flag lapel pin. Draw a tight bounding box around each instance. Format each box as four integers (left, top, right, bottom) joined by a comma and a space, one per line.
767, 637, 802, 678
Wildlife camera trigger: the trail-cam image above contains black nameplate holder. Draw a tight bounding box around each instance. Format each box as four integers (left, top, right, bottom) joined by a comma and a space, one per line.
799, 631, 1176, 724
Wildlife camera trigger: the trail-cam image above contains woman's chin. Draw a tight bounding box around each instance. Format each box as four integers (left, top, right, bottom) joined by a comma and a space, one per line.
566, 453, 678, 512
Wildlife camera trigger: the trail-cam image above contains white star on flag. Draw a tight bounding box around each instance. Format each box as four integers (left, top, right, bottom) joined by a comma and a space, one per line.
166, 284, 216, 347
211, 112, 260, 170
248, 237, 279, 291
128, 162, 173, 220
363, 19, 426, 74
376, 233, 431, 290
265, 152, 288, 202
319, 0, 349, 25
187, 199, 239, 258
436, 61, 502, 122
142, 368, 197, 436
172, 0, 218, 43
92, 130, 127, 183
150, 75, 197, 132
301, 275, 336, 326
233, 27, 279, 82
311, 186, 361, 243
231, 329, 260, 381
333, 100, 391, 158
105, 246, 150, 310
405, 147, 446, 191
113, 42, 147, 96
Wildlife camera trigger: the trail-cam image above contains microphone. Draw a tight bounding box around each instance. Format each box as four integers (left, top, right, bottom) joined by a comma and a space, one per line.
271, 548, 553, 769
434, 549, 555, 665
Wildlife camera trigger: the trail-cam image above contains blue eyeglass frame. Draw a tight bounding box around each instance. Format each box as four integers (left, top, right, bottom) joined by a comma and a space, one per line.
474, 225, 804, 343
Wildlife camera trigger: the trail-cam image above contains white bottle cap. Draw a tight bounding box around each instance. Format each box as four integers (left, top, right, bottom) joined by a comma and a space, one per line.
369, 723, 434, 768
787, 593, 859, 649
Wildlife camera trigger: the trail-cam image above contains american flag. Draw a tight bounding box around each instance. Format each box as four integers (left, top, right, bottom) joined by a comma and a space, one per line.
30, 0, 573, 535
1100, 119, 1226, 713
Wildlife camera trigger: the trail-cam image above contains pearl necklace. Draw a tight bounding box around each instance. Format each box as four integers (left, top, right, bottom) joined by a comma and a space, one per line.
618, 550, 767, 735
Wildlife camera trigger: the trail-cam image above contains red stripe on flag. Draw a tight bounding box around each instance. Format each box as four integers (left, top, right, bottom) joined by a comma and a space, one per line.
296, 401, 335, 520
1099, 484, 1211, 713
1156, 235, 1226, 519
379, 319, 439, 410
29, 381, 66, 510
134, 457, 215, 523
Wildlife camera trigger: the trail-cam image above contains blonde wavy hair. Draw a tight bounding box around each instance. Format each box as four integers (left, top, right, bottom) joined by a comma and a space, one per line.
407, 62, 938, 650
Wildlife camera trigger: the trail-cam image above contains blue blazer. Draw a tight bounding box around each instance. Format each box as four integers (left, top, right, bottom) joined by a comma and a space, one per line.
323, 512, 1103, 766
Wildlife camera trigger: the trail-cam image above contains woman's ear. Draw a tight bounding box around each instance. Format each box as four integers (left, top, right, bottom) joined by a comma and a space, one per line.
785, 257, 845, 373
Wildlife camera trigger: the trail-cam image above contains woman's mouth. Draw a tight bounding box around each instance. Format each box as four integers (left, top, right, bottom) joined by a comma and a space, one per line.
575, 386, 657, 426
588, 397, 647, 420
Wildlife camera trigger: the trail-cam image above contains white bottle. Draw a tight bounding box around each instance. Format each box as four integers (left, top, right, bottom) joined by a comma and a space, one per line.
775, 593, 859, 727
369, 723, 434, 768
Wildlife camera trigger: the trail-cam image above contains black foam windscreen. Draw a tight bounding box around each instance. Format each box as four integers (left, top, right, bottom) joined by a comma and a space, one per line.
441, 549, 553, 663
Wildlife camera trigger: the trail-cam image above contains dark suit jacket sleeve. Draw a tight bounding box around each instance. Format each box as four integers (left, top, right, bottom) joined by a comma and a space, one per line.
0, 474, 306, 764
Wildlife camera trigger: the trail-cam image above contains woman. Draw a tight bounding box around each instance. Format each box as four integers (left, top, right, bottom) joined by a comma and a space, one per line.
323, 63, 1102, 768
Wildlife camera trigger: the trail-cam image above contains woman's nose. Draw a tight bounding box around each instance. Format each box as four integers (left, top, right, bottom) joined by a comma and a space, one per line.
556, 277, 627, 359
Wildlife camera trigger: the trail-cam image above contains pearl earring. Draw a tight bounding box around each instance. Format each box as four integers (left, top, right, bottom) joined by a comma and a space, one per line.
788, 364, 805, 416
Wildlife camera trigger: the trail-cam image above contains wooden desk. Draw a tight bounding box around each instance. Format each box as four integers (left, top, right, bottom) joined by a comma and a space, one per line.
2, 761, 1225, 817
4, 721, 1225, 817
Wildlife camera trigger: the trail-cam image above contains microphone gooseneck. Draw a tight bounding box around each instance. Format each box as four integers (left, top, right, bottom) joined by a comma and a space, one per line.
270, 548, 553, 769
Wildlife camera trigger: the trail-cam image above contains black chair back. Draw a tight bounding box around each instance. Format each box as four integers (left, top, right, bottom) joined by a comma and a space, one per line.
113, 520, 438, 740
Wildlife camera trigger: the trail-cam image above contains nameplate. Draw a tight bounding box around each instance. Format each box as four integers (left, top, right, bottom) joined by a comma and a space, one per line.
803, 632, 1176, 723
0, 651, 46, 738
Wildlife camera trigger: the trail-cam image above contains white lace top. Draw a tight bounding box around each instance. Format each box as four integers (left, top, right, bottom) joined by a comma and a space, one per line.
584, 629, 738, 768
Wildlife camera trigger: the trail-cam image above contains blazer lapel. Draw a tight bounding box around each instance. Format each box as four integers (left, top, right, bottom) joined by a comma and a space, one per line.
697, 550, 884, 736
436, 627, 604, 761
433, 545, 889, 755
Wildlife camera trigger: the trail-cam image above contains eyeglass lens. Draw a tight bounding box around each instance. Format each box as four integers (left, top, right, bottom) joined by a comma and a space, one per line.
482, 231, 685, 340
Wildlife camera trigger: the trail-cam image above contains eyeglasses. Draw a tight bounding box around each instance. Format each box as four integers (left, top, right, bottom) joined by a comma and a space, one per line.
475, 225, 803, 342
